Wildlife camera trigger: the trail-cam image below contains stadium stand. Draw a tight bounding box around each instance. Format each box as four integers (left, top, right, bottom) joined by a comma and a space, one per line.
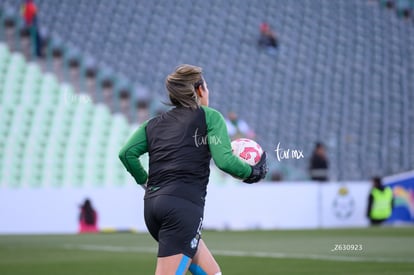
379, 0, 414, 18
1, 0, 413, 181
0, 42, 142, 188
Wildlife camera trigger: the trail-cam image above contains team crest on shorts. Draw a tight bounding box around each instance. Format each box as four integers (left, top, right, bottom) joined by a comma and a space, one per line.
191, 218, 203, 249
190, 234, 200, 249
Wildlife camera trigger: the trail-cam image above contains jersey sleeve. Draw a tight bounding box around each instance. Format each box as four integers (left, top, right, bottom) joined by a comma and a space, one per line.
118, 121, 149, 185
202, 106, 252, 179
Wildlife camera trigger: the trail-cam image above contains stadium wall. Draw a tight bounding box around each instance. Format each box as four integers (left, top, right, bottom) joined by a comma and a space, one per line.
0, 181, 373, 234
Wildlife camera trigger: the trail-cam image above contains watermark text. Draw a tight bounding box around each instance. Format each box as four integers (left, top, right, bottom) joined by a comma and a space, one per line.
275, 142, 304, 161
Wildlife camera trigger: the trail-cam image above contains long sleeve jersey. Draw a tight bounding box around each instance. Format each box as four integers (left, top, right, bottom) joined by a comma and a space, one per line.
119, 105, 252, 206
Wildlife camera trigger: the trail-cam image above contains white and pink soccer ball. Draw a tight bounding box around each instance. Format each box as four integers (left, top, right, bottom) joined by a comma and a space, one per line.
231, 138, 264, 166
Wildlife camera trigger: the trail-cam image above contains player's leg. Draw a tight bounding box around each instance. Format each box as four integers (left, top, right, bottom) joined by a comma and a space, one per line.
155, 254, 192, 275
189, 239, 221, 275
149, 195, 205, 274
153, 241, 221, 275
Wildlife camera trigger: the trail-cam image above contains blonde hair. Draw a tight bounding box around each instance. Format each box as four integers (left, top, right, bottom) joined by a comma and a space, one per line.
166, 64, 204, 110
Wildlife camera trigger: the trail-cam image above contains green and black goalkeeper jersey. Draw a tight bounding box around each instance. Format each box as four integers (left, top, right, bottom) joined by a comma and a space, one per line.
119, 105, 252, 206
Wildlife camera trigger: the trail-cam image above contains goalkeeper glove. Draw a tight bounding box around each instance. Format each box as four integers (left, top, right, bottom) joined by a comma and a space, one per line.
243, 151, 268, 184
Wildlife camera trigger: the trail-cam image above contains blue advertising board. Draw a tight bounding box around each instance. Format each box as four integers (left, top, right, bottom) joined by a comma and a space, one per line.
384, 171, 414, 223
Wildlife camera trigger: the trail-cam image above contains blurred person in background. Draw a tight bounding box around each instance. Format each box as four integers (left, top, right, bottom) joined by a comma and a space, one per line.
119, 64, 268, 275
79, 198, 99, 233
21, 0, 43, 57
258, 22, 279, 54
225, 111, 256, 140
309, 142, 329, 182
367, 177, 394, 226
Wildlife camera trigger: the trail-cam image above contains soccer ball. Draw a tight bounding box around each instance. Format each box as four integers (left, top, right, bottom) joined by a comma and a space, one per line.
231, 138, 264, 166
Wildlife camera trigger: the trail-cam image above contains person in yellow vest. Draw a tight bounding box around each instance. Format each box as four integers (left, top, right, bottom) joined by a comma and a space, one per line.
366, 177, 394, 226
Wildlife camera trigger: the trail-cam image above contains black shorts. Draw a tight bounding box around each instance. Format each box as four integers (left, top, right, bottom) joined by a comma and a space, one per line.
144, 195, 204, 258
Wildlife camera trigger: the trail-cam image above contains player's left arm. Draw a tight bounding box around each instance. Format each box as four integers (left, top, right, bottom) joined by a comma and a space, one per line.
202, 106, 252, 179
119, 121, 149, 185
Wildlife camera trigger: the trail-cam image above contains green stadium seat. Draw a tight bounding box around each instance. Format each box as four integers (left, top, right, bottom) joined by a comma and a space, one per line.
0, 43, 142, 188
0, 42, 9, 57
7, 52, 25, 77
0, 106, 13, 137
1, 79, 21, 106
1, 137, 24, 187
0, 44, 10, 76
23, 63, 42, 87
38, 73, 59, 105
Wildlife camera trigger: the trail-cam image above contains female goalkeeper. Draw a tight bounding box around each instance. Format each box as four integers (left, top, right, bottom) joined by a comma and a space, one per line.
119, 64, 268, 275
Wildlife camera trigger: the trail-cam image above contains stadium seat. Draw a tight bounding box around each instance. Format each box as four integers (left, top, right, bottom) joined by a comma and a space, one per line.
0, 46, 137, 188
1, 0, 413, 180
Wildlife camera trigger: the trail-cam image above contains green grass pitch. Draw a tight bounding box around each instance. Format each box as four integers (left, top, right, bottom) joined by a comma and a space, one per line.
0, 227, 413, 274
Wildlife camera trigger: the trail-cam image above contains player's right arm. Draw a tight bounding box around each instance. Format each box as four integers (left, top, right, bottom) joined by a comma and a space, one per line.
119, 121, 149, 185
